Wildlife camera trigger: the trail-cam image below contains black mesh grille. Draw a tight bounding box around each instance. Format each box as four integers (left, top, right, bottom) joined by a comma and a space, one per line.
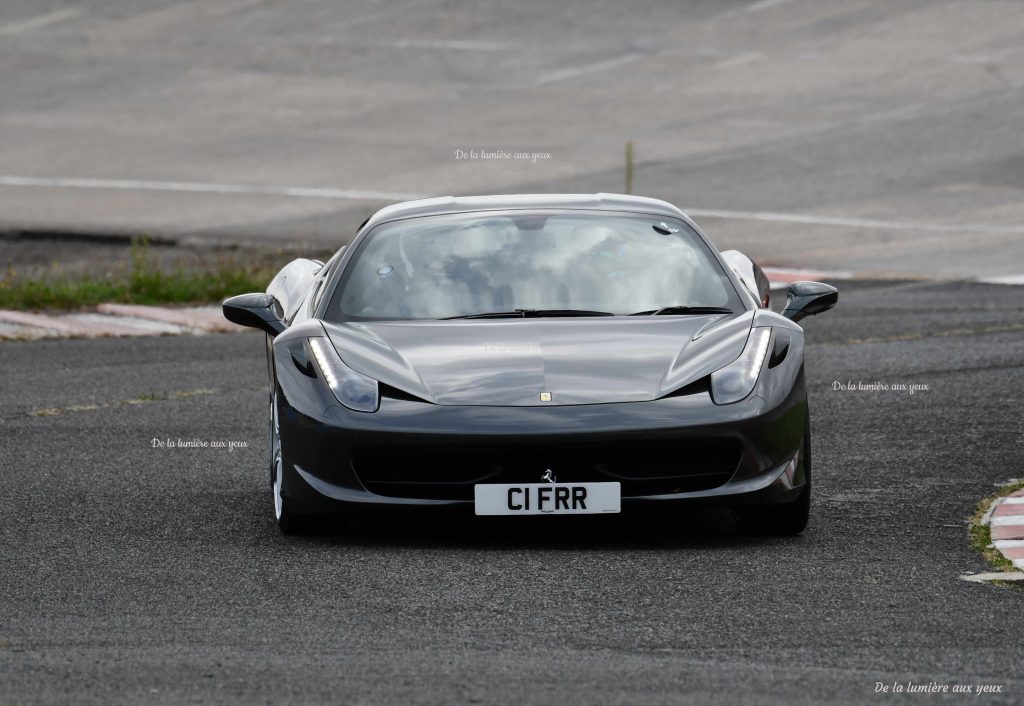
351, 438, 742, 500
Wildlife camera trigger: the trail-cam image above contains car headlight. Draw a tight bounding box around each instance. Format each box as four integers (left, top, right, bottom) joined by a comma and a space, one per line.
307, 336, 379, 412
710, 327, 772, 405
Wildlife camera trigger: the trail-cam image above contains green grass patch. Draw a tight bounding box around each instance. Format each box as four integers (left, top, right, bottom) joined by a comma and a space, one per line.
0, 239, 279, 310
969, 478, 1024, 574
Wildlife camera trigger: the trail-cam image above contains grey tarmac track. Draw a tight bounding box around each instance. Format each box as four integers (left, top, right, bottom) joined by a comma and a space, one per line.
2, 0, 1024, 278
1, 280, 1023, 705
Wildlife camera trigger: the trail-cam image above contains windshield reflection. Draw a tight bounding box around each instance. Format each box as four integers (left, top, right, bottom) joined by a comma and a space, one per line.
331, 212, 739, 321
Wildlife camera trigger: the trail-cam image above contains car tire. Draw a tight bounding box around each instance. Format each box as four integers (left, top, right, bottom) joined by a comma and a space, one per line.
735, 417, 811, 536
270, 390, 311, 535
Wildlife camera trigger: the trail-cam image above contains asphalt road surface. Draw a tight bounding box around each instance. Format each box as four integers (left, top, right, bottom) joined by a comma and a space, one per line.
2, 280, 1023, 705
2, 0, 1024, 278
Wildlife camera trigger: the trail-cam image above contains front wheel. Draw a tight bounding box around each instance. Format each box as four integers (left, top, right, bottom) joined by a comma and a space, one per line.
735, 418, 812, 536
270, 391, 310, 535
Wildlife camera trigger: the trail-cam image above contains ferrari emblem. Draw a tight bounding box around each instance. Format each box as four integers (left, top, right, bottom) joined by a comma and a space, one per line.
539, 392, 552, 402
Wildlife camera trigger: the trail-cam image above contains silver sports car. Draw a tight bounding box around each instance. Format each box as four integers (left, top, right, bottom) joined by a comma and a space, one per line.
223, 194, 838, 534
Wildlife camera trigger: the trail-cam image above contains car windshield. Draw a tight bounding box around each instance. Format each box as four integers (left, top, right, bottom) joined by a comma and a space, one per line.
327, 211, 743, 321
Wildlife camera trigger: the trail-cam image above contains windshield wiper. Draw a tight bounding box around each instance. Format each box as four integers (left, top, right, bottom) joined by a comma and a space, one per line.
442, 308, 614, 320
629, 306, 734, 316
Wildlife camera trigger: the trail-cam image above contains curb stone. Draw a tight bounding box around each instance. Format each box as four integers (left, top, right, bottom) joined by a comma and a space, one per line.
0, 305, 243, 340
989, 491, 1024, 568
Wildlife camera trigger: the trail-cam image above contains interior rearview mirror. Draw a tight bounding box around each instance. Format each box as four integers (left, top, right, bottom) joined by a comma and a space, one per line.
781, 281, 838, 323
223, 293, 286, 337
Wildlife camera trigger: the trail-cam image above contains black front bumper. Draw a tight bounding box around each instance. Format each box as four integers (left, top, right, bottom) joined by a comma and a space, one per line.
275, 363, 809, 514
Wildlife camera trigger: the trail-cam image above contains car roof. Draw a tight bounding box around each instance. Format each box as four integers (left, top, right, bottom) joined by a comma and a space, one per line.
361, 193, 697, 231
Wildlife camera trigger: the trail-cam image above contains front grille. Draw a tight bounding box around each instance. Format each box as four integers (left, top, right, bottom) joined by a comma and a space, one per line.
351, 439, 742, 500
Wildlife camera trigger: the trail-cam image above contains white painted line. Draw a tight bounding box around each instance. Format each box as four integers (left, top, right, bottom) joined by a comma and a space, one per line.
1002, 497, 1024, 505
683, 207, 1024, 235
763, 267, 853, 280
994, 539, 1024, 549
714, 52, 764, 70
535, 54, 641, 85
978, 274, 1024, 285
960, 571, 1024, 583
4, 174, 1024, 237
1016, 559, 1024, 570
761, 267, 852, 277
990, 516, 1024, 526
0, 176, 428, 203
0, 7, 81, 35
389, 38, 507, 51
716, 0, 795, 20
745, 0, 794, 12
949, 53, 999, 65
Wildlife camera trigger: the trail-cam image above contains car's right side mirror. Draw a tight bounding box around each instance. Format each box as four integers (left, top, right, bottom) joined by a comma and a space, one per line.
781, 281, 838, 323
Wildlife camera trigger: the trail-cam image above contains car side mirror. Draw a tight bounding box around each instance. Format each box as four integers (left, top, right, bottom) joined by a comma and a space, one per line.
781, 281, 838, 323
223, 293, 286, 337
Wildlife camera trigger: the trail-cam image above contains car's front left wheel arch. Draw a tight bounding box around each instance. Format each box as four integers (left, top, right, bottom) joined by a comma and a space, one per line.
734, 413, 811, 536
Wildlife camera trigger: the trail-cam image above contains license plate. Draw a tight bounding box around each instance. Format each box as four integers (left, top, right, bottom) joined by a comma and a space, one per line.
474, 482, 621, 516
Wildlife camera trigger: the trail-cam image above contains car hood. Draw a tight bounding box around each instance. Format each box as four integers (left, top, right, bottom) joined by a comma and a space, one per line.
323, 312, 754, 406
